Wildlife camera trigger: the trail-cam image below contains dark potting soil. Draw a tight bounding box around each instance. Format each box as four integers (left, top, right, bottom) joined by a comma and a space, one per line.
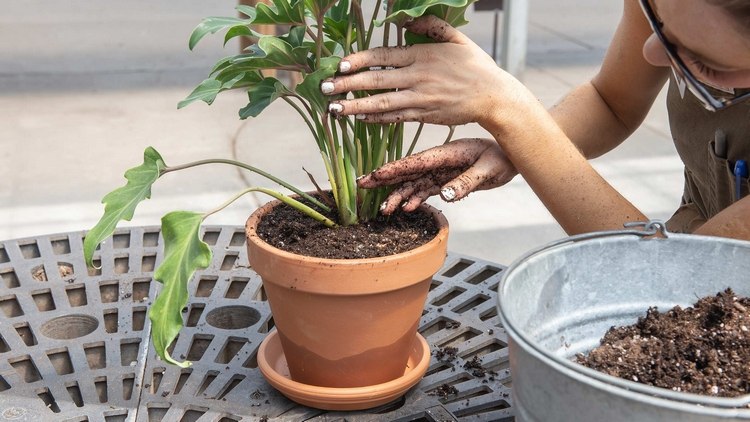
255, 198, 439, 259
577, 289, 750, 397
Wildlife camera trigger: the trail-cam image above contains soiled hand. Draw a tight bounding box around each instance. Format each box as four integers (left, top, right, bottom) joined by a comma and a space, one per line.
320, 16, 518, 127
357, 138, 516, 214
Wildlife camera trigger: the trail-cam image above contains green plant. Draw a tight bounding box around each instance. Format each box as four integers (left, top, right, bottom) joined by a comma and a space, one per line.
83, 0, 474, 367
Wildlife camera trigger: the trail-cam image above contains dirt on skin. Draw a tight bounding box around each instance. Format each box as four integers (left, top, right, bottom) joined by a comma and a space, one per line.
255, 197, 439, 259
577, 289, 750, 397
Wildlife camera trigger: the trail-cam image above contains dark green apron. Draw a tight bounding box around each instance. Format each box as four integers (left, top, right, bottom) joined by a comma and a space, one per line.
664, 76, 750, 233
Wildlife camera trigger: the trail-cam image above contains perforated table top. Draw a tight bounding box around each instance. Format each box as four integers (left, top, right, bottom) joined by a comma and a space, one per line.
0, 226, 513, 421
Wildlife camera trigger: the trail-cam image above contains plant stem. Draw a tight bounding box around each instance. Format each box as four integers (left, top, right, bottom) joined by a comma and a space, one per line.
282, 96, 316, 140
443, 125, 456, 144
163, 159, 330, 212
351, 0, 366, 51
315, 12, 324, 68
406, 123, 424, 156
366, 0, 383, 48
203, 187, 336, 227
382, 1, 392, 47
305, 27, 332, 56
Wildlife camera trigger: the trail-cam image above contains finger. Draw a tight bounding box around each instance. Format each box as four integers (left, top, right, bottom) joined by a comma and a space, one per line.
337, 46, 416, 74
359, 146, 472, 188
322, 68, 412, 96
329, 92, 421, 117
402, 186, 441, 212
380, 181, 418, 215
355, 108, 429, 124
404, 15, 471, 45
440, 145, 504, 201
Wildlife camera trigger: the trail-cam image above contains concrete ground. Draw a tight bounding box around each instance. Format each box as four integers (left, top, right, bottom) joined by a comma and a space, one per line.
0, 1, 683, 266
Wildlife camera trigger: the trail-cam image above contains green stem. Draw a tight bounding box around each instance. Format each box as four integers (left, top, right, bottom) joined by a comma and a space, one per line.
306, 27, 332, 56
282, 96, 316, 140
163, 159, 330, 212
406, 123, 424, 156
382, 1, 392, 48
366, 0, 383, 48
315, 13, 324, 67
351, 0, 366, 51
204, 187, 336, 227
443, 125, 456, 144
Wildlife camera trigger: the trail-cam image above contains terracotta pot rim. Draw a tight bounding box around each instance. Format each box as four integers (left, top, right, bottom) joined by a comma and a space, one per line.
245, 201, 449, 265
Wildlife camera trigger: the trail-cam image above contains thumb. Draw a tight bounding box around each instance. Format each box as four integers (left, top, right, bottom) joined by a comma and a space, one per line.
405, 15, 469, 44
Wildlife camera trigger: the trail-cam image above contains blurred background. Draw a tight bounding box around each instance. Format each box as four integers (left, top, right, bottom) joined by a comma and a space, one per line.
0, 0, 683, 266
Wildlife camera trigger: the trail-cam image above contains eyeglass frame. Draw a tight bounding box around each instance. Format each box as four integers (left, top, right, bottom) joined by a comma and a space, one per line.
638, 0, 750, 111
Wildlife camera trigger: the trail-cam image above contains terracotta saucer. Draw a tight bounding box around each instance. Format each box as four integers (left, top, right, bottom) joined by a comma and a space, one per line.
257, 331, 431, 411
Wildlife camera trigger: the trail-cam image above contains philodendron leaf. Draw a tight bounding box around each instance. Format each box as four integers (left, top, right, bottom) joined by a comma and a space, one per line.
228, 35, 311, 72
239, 77, 293, 118
306, 0, 338, 16
420, 1, 476, 27
178, 72, 264, 108
378, 0, 473, 26
189, 16, 256, 50
178, 79, 222, 108
252, 0, 306, 25
83, 148, 166, 267
295, 56, 340, 114
149, 211, 212, 368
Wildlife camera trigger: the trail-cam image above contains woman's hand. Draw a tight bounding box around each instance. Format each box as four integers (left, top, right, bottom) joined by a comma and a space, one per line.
321, 16, 520, 126
357, 138, 517, 214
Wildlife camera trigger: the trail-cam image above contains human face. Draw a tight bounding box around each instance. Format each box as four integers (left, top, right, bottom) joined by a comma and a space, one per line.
640, 0, 750, 111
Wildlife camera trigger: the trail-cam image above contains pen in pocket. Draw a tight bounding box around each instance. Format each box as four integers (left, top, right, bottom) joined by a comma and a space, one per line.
714, 129, 727, 158
735, 159, 748, 202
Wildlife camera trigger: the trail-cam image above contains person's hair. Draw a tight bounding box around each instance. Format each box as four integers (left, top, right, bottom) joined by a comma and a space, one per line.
708, 0, 750, 34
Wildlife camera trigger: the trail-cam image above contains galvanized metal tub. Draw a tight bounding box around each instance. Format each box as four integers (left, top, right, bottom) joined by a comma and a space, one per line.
498, 222, 750, 421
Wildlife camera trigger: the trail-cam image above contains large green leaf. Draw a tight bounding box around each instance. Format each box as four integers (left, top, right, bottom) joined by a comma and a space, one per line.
322, 13, 351, 49
421, 1, 475, 27
279, 25, 307, 48
239, 77, 293, 118
177, 79, 222, 108
228, 36, 311, 72
178, 72, 264, 109
253, 0, 306, 25
305, 0, 338, 17
322, 0, 350, 45
378, 0, 473, 26
83, 148, 166, 267
295, 56, 340, 114
149, 211, 212, 368
189, 16, 254, 50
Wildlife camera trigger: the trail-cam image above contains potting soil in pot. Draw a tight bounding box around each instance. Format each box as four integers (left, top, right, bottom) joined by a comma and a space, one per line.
256, 198, 439, 259
576, 288, 750, 397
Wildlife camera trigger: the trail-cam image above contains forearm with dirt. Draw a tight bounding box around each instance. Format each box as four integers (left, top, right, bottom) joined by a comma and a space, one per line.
480, 91, 648, 235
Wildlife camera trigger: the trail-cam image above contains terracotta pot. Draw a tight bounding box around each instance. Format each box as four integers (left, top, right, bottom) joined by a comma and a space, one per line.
245, 201, 448, 389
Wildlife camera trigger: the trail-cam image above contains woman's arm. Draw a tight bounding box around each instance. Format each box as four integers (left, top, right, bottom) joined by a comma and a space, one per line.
550, 0, 670, 158
695, 196, 750, 241
336, 2, 676, 235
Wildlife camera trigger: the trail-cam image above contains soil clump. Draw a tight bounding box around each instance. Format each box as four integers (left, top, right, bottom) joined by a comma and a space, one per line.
577, 289, 750, 397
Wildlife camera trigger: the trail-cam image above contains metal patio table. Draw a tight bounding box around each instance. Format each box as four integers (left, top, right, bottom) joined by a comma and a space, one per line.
0, 226, 514, 421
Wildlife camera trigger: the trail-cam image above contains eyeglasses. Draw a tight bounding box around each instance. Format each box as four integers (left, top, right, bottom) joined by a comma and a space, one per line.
639, 0, 750, 111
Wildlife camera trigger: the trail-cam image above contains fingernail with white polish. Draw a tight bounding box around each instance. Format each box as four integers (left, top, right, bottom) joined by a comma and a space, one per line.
339, 61, 351, 73
328, 103, 343, 114
320, 81, 335, 94
379, 201, 388, 212
356, 114, 367, 120
441, 187, 456, 201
